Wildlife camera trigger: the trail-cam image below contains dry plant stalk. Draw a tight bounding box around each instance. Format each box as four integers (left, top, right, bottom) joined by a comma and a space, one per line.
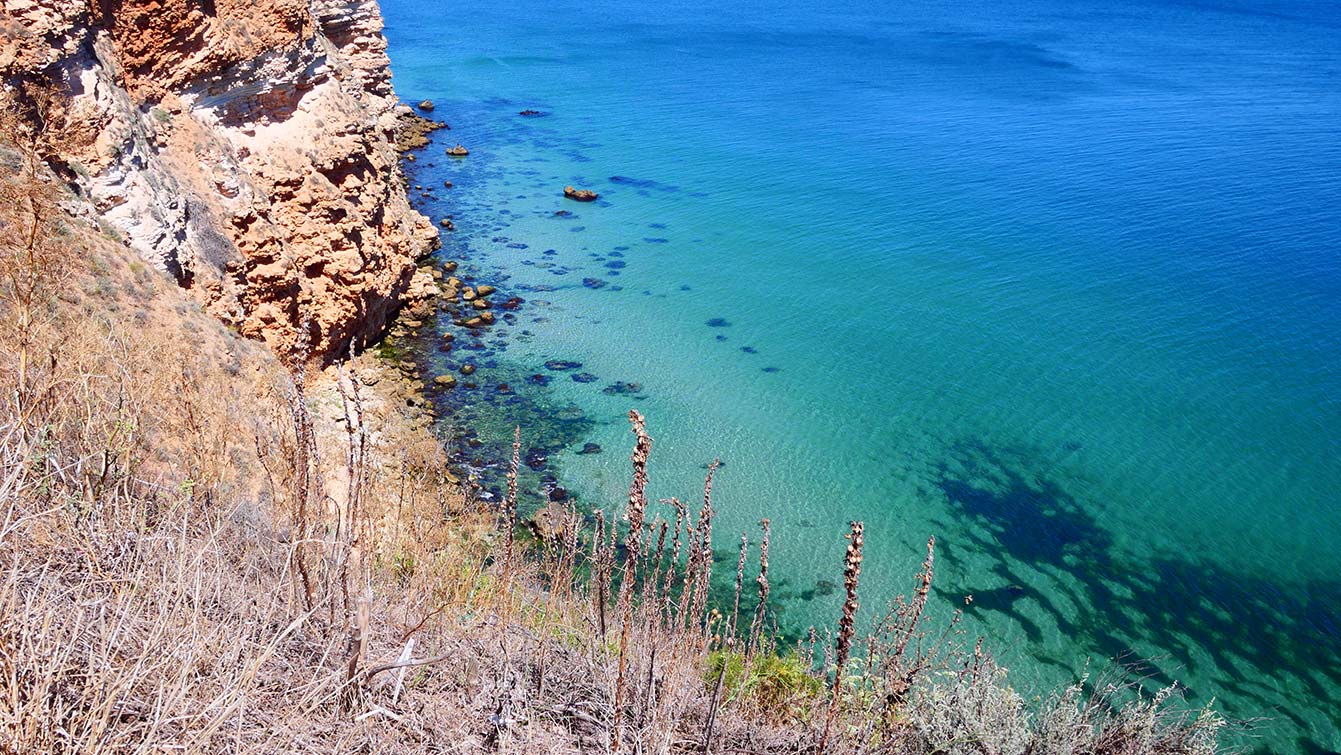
748, 518, 771, 659
612, 410, 652, 754
731, 532, 748, 639
820, 520, 864, 754
681, 460, 718, 639
502, 425, 521, 596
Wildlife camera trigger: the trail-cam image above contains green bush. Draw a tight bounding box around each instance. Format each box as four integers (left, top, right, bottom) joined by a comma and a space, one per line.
705, 649, 821, 717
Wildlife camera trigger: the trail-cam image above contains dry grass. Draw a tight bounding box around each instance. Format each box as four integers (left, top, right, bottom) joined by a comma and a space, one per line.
0, 102, 1228, 755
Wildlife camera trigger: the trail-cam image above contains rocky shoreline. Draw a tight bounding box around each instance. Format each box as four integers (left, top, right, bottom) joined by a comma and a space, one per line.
376, 108, 621, 523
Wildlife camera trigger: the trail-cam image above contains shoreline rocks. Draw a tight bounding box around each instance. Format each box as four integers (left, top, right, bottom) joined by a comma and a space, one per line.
395, 110, 448, 151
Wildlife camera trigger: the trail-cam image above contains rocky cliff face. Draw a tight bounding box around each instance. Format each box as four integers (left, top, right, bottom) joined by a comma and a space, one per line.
1, 0, 437, 362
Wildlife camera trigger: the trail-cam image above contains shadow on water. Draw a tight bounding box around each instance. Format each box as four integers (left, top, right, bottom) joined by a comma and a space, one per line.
931, 439, 1341, 754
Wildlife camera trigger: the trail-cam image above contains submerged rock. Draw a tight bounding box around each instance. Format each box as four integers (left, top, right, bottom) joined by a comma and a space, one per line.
545, 359, 582, 371
576, 442, 603, 455
602, 382, 642, 395
525, 448, 548, 471
519, 109, 547, 117
571, 372, 599, 383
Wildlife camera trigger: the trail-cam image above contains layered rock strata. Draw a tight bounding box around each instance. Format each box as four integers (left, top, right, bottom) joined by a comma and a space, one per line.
1, 0, 438, 361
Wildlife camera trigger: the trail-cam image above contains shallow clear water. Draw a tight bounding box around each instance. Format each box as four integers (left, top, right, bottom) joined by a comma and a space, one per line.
379, 0, 1341, 750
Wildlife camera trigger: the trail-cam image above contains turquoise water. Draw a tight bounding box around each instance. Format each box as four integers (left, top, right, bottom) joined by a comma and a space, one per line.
378, 0, 1341, 751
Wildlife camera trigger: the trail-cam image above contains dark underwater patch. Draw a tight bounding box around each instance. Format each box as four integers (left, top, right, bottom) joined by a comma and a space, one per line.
933, 440, 1341, 753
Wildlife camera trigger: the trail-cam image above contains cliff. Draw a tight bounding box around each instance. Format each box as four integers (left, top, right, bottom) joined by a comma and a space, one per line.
0, 0, 438, 362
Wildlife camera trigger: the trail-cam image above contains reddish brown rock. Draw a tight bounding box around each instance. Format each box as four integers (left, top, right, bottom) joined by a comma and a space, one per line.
2, 0, 438, 364
563, 185, 598, 202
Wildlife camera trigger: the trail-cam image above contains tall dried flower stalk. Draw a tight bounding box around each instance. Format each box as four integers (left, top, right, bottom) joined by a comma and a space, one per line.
820, 520, 864, 754
592, 509, 608, 636
647, 517, 670, 625
663, 497, 687, 623
501, 426, 521, 597
730, 532, 748, 639
613, 410, 653, 754
894, 535, 934, 661
686, 460, 719, 636
748, 518, 771, 658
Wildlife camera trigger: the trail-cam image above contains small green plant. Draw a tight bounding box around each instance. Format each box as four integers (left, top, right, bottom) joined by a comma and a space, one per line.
706, 649, 821, 715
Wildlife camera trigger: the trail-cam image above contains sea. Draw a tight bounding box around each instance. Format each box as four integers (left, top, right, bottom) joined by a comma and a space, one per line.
376, 0, 1341, 751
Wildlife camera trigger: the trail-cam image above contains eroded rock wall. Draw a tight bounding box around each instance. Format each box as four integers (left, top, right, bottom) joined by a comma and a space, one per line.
1, 0, 437, 361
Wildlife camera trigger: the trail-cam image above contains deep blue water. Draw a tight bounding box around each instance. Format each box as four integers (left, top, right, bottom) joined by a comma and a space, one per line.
377, 0, 1341, 751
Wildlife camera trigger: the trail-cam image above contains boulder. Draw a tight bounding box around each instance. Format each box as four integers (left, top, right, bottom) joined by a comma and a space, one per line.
446, 144, 469, 157
433, 375, 457, 388
418, 100, 434, 111
459, 363, 476, 375
475, 284, 497, 297
519, 109, 546, 117
528, 500, 571, 541
563, 185, 599, 202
